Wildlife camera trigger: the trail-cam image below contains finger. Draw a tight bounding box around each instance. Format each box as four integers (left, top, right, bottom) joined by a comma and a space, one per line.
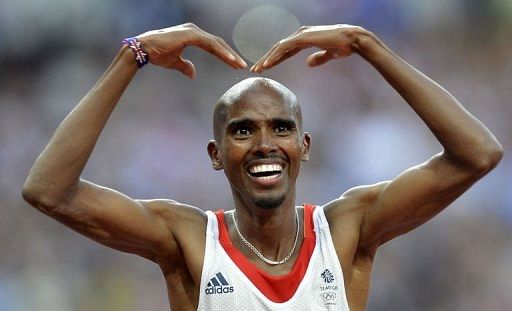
257, 38, 305, 72
306, 50, 337, 67
187, 25, 246, 68
192, 34, 244, 69
172, 57, 196, 79
251, 27, 311, 72
253, 42, 287, 72
263, 47, 302, 69
263, 42, 295, 68
214, 36, 247, 68
251, 42, 280, 72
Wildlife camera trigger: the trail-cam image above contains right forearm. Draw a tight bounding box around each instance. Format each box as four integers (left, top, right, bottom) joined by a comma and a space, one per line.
23, 46, 138, 207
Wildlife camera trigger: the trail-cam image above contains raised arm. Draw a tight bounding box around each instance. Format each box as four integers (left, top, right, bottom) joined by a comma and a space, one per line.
22, 23, 247, 262
251, 25, 503, 252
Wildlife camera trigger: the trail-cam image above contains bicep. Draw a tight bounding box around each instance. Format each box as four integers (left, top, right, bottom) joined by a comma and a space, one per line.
359, 153, 481, 249
49, 180, 177, 261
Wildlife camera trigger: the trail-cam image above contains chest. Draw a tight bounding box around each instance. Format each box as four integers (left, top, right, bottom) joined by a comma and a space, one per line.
196, 210, 351, 310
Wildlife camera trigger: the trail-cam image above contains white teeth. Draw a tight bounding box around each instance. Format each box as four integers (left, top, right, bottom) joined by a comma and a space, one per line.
249, 164, 283, 174
258, 175, 277, 180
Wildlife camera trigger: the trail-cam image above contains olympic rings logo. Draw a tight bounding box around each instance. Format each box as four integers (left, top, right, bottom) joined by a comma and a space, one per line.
322, 292, 336, 300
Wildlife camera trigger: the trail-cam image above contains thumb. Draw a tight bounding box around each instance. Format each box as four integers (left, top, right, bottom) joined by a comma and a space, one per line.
306, 50, 337, 67
173, 57, 196, 79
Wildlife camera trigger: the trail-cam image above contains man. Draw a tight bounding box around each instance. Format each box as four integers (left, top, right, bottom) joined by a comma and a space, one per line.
22, 23, 503, 310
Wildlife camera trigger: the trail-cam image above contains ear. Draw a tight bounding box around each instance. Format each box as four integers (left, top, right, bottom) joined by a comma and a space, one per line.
207, 140, 223, 170
301, 132, 311, 162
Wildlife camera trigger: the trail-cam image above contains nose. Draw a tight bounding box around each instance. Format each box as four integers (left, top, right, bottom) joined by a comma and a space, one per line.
254, 129, 277, 157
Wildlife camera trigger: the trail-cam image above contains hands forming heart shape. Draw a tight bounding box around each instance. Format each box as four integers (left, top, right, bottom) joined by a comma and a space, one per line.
135, 23, 371, 78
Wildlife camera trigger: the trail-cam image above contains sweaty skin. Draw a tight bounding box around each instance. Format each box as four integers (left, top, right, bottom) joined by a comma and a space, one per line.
23, 23, 502, 310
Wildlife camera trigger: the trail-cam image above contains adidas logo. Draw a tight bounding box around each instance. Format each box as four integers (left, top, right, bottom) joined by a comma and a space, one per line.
205, 272, 234, 295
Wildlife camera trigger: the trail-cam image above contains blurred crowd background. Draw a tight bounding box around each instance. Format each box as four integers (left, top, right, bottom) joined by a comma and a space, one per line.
1, 0, 511, 310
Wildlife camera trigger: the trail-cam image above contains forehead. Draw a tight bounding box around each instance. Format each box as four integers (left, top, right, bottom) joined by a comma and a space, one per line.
213, 78, 302, 141
226, 89, 297, 122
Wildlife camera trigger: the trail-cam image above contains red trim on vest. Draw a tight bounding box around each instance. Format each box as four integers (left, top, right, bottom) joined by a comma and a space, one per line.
215, 205, 317, 303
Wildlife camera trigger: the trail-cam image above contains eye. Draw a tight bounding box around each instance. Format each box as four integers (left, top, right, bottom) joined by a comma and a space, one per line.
274, 123, 292, 136
233, 126, 252, 137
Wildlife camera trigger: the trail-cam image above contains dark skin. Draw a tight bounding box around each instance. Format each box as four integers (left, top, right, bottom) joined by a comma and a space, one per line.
22, 23, 503, 310
208, 80, 311, 275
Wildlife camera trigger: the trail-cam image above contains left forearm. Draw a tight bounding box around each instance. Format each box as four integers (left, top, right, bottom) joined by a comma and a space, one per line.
354, 30, 503, 170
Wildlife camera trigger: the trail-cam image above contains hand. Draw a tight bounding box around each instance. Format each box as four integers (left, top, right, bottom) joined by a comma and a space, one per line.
136, 23, 247, 78
250, 24, 370, 73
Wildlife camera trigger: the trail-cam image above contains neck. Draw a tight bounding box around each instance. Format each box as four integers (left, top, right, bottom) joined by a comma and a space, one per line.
230, 193, 301, 260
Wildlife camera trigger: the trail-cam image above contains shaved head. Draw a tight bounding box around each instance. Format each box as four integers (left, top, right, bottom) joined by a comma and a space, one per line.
213, 77, 302, 142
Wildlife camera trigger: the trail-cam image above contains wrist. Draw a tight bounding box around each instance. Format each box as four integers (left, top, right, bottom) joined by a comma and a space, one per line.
119, 45, 139, 69
122, 37, 149, 68
350, 28, 382, 57
110, 45, 139, 78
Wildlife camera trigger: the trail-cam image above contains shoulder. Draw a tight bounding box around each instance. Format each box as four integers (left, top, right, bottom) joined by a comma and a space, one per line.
140, 200, 209, 279
320, 182, 389, 261
323, 181, 388, 221
137, 199, 208, 256
322, 182, 389, 245
138, 198, 208, 230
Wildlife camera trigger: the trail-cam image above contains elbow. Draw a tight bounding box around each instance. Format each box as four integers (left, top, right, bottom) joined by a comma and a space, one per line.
470, 141, 504, 176
22, 177, 60, 212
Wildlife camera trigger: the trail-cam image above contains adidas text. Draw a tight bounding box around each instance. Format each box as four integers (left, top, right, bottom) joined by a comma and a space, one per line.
205, 286, 234, 295
205, 272, 234, 295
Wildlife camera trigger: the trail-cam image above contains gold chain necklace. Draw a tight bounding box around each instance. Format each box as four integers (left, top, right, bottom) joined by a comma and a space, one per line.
231, 209, 299, 266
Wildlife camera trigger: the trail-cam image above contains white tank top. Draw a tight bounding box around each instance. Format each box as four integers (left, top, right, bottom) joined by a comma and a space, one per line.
197, 205, 350, 310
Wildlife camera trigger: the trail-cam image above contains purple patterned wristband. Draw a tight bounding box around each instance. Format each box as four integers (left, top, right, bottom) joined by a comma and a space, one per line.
122, 37, 149, 68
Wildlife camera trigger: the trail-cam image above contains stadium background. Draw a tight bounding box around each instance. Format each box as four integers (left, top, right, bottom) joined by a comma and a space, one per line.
1, 0, 511, 310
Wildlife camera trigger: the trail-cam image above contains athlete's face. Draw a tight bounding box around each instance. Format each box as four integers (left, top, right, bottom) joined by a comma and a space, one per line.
208, 87, 310, 210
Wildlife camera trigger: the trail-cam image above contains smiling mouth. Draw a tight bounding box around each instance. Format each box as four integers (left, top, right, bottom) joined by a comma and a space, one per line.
248, 164, 283, 179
